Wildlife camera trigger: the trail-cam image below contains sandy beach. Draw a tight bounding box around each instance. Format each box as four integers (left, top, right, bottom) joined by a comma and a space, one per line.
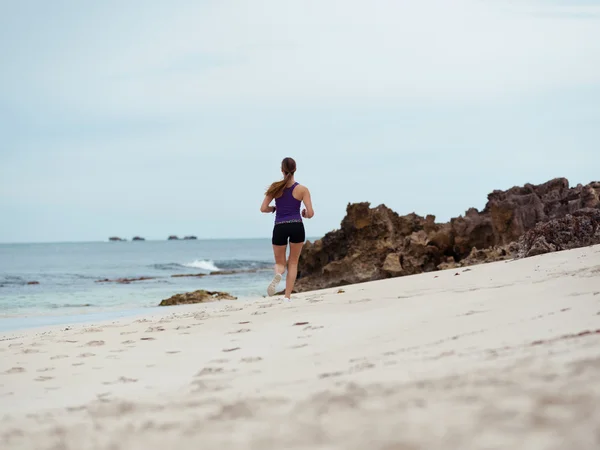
1, 245, 600, 450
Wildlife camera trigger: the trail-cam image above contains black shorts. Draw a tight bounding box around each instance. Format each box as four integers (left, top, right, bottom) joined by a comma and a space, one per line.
272, 222, 306, 246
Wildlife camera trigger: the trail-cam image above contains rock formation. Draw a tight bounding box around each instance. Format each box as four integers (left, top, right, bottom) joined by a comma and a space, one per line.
96, 277, 155, 284
296, 178, 599, 292
109, 237, 125, 242
159, 290, 237, 306
518, 208, 600, 258
132, 236, 145, 241
168, 235, 179, 240
183, 236, 198, 240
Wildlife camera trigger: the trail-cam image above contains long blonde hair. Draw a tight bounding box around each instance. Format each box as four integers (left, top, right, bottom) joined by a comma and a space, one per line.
266, 157, 296, 199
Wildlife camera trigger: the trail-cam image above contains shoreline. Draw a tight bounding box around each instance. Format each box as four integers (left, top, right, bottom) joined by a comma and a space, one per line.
0, 296, 261, 335
2, 245, 599, 449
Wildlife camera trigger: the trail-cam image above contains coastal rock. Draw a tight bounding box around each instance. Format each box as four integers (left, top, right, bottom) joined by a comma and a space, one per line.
171, 273, 206, 278
296, 178, 599, 292
96, 277, 155, 284
168, 236, 179, 240
109, 237, 125, 242
517, 209, 600, 258
183, 236, 198, 240
132, 236, 145, 241
159, 290, 237, 306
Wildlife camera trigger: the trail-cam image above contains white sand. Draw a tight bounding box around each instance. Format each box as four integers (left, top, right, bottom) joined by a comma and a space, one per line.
1, 245, 600, 450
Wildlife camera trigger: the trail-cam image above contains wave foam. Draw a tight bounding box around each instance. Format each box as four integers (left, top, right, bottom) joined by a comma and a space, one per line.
183, 260, 220, 272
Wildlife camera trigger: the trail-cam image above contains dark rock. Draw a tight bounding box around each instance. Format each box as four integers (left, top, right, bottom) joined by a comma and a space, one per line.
168, 236, 179, 240
132, 236, 145, 241
96, 277, 155, 284
27, 281, 40, 285
183, 236, 198, 240
159, 290, 237, 306
171, 273, 206, 278
517, 209, 600, 258
296, 178, 599, 292
109, 237, 125, 242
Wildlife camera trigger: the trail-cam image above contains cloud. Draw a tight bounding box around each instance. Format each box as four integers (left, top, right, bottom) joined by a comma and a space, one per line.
2, 0, 600, 121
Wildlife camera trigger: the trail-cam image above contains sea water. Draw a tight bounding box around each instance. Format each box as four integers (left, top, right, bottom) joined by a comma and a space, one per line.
0, 239, 283, 331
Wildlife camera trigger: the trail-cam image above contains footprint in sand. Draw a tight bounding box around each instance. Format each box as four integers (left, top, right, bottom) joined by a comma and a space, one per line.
35, 376, 54, 382
5, 367, 26, 374
319, 371, 345, 379
349, 298, 372, 304
349, 362, 375, 373
210, 358, 229, 364
146, 326, 165, 333
120, 331, 138, 335
222, 347, 240, 353
121, 340, 135, 345
196, 367, 224, 376
36, 367, 55, 373
290, 344, 308, 349
82, 328, 103, 333
166, 351, 180, 354
227, 329, 251, 335
85, 340, 105, 347
21, 348, 42, 354
78, 353, 95, 358
241, 357, 263, 363
8, 343, 23, 348
50, 355, 69, 360
72, 362, 85, 366
252, 311, 267, 316
103, 376, 138, 385
140, 337, 155, 341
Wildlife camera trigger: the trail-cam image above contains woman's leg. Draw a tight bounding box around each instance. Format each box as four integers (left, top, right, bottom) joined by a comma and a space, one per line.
285, 242, 304, 299
267, 244, 287, 296
272, 245, 287, 275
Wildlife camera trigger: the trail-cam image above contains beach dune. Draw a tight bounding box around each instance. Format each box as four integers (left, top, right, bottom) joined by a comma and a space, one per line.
1, 245, 600, 450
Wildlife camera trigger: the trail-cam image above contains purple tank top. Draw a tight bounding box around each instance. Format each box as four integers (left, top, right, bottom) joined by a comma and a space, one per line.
275, 182, 302, 224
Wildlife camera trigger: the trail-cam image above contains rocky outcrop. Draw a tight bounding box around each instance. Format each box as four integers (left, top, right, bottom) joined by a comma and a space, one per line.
168, 235, 179, 240
159, 290, 237, 306
132, 236, 145, 241
96, 277, 155, 284
109, 237, 125, 242
183, 236, 198, 240
296, 178, 599, 292
517, 209, 600, 258
171, 273, 206, 278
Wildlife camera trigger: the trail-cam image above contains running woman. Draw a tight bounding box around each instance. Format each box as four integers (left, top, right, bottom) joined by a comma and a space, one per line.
260, 157, 314, 300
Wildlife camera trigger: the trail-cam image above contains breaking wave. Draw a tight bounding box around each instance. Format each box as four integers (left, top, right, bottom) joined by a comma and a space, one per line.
183, 260, 220, 272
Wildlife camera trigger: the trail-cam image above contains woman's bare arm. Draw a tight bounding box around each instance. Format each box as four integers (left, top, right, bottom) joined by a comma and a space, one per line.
260, 195, 275, 213
301, 187, 314, 219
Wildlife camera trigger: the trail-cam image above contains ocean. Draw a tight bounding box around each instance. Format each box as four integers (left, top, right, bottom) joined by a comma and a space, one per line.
0, 239, 283, 332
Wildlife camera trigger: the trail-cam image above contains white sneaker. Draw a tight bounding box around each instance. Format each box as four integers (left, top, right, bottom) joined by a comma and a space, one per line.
267, 273, 282, 297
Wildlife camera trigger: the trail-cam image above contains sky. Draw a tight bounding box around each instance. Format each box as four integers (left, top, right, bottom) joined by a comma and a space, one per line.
0, 0, 599, 243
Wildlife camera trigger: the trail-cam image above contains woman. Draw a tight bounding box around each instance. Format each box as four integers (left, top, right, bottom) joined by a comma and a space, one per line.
260, 157, 314, 300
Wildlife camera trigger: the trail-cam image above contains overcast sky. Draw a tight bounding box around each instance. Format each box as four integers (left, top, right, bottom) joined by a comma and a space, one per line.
1, 0, 598, 243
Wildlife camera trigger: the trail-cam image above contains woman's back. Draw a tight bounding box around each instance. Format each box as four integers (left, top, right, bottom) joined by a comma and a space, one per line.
275, 182, 302, 224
